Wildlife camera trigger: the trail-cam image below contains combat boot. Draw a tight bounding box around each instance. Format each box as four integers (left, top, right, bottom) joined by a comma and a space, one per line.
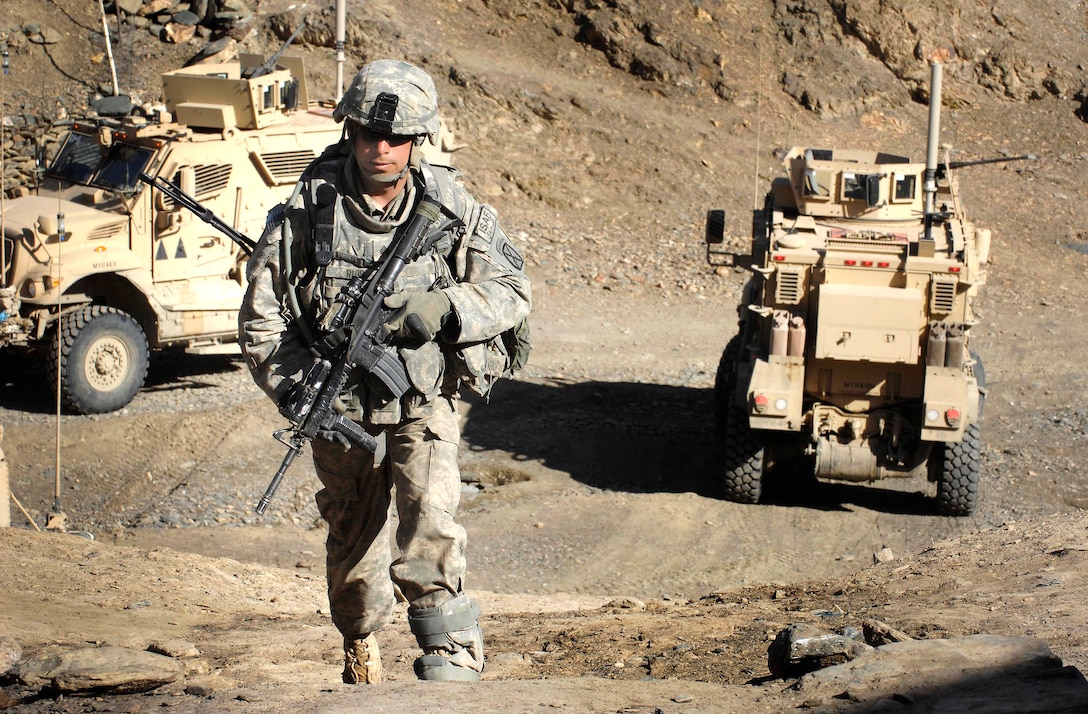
342, 633, 382, 684
408, 594, 484, 681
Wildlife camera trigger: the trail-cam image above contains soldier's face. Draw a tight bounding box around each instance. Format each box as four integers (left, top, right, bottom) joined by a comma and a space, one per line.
352, 127, 414, 187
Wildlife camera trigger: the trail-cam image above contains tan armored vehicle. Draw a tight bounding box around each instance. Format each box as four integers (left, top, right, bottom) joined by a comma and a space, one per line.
1, 53, 345, 414
705, 61, 993, 516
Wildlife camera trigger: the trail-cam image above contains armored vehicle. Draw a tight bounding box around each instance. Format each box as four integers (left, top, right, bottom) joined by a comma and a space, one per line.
2, 53, 347, 414
705, 61, 989, 516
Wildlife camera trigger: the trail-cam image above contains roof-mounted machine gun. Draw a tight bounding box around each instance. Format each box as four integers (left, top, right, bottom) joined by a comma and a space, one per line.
244, 17, 307, 79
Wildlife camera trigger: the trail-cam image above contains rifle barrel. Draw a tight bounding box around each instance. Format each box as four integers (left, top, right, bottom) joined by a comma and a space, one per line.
256, 441, 300, 514
247, 18, 307, 79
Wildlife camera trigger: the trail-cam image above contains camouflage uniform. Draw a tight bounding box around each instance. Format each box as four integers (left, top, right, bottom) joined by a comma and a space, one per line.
238, 60, 530, 682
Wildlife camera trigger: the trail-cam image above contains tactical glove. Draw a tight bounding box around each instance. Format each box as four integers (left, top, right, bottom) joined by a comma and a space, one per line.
383, 291, 453, 342
317, 428, 353, 452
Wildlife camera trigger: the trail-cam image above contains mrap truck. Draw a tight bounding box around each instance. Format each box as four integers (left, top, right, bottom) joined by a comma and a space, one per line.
0, 53, 344, 414
705, 61, 994, 516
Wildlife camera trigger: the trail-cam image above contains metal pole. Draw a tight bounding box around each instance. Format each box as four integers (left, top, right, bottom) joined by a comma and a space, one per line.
335, 0, 346, 99
923, 60, 943, 216
99, 0, 120, 96
0, 426, 8, 528
53, 212, 64, 518
1, 49, 8, 283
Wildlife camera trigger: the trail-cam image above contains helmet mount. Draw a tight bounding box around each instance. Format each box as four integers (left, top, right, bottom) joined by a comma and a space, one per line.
370, 93, 399, 135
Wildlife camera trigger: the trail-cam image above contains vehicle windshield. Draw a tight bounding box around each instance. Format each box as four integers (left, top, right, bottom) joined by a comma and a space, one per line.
47, 131, 155, 193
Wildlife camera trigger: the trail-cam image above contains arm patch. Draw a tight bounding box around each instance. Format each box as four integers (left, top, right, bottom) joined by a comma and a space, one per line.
475, 205, 497, 246
501, 240, 525, 271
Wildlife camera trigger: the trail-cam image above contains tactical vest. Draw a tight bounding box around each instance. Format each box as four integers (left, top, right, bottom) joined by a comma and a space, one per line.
286, 157, 527, 419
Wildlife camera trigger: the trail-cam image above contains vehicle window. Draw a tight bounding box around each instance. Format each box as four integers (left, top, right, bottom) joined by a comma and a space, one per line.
894, 173, 917, 201
48, 132, 103, 184
93, 143, 156, 193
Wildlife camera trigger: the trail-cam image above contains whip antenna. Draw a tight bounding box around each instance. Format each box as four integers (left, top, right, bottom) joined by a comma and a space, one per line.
751, 29, 765, 211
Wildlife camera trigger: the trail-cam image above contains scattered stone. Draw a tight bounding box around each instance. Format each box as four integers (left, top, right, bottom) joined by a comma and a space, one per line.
115, 0, 143, 14
767, 622, 873, 678
15, 645, 183, 695
138, 0, 175, 18
148, 639, 200, 658
185, 682, 213, 696
797, 635, 1088, 710
91, 95, 135, 117
0, 634, 21, 676
171, 10, 201, 26
862, 618, 913, 647
163, 22, 197, 44
873, 547, 895, 563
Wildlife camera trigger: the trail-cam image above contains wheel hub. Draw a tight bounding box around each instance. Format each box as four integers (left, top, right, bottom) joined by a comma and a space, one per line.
84, 336, 129, 391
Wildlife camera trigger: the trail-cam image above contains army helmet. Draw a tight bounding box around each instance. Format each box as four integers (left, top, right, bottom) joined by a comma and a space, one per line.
334, 60, 440, 144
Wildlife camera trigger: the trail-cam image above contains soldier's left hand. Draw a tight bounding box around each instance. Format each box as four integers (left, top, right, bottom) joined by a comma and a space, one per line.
383, 291, 453, 342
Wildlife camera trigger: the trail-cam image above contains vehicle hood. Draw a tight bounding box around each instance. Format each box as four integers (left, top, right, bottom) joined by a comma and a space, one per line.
1, 193, 127, 239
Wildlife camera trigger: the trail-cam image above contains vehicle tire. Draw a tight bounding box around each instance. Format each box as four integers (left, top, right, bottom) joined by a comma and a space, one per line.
936, 421, 980, 517
48, 305, 149, 414
713, 335, 741, 435
722, 397, 765, 504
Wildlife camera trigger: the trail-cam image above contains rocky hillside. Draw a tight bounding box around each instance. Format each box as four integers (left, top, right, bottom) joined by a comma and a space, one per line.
3, 0, 1088, 712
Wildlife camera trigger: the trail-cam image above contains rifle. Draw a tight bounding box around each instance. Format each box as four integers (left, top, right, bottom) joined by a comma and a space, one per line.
256, 194, 458, 514
138, 172, 257, 256
244, 18, 307, 80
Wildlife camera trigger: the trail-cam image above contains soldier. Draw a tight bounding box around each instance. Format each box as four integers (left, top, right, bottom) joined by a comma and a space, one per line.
238, 59, 531, 683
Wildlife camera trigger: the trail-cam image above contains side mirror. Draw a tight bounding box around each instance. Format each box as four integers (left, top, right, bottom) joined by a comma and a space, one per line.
705, 209, 726, 244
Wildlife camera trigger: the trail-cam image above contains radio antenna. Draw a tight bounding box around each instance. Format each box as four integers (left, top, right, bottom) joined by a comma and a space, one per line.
751, 29, 765, 211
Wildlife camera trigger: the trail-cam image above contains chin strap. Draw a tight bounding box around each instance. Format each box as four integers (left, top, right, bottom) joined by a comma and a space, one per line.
363, 140, 422, 184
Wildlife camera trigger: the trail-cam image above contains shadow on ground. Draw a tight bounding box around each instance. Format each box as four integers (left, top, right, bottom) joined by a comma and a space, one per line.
460, 378, 945, 517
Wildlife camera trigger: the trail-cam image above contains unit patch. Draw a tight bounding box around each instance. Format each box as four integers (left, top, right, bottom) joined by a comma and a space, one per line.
475, 206, 497, 246
501, 240, 525, 271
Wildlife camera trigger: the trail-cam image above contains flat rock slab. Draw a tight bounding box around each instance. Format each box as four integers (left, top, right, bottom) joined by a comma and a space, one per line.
0, 635, 20, 676
798, 634, 1088, 711
16, 646, 182, 695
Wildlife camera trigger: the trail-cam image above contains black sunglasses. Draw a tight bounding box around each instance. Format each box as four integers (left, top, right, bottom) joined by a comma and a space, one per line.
356, 127, 414, 146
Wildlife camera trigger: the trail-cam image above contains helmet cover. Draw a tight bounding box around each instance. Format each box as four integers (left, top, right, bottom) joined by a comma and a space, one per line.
333, 60, 440, 142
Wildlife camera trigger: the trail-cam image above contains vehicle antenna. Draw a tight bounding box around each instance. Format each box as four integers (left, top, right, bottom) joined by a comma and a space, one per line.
98, 0, 120, 96
751, 28, 765, 211
52, 208, 65, 526
1, 46, 7, 282
335, 0, 347, 100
